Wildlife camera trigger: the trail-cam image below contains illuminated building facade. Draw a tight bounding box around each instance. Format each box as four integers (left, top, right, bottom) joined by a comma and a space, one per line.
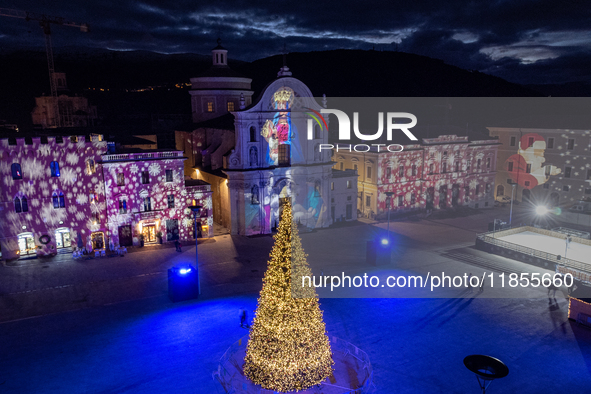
0, 136, 213, 261
101, 149, 213, 248
0, 134, 108, 260
488, 127, 591, 220
182, 43, 358, 235
225, 75, 357, 235
334, 133, 499, 218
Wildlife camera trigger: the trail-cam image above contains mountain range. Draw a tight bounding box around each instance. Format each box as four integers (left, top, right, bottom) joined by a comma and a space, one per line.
0, 46, 586, 132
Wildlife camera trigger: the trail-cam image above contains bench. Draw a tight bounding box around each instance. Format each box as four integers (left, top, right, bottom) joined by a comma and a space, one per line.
576, 313, 591, 329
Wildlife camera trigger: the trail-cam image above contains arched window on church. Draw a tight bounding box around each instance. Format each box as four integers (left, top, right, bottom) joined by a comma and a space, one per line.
314, 180, 321, 197
249, 146, 258, 167
314, 124, 321, 139
21, 196, 28, 212
250, 126, 257, 142
251, 185, 259, 205
314, 144, 321, 162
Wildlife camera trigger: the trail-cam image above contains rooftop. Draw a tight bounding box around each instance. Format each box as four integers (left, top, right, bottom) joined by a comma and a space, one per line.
195, 65, 246, 79
332, 168, 358, 178
185, 179, 210, 187
193, 113, 235, 131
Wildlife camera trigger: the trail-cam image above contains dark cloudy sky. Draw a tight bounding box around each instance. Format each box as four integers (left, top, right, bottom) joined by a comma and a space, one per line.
1, 0, 590, 85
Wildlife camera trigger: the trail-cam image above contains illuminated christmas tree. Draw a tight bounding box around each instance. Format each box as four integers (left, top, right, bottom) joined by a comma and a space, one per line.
243, 201, 333, 392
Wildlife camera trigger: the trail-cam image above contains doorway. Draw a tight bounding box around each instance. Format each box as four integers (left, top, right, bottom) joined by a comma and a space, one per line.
439, 185, 448, 209
451, 184, 460, 207
55, 228, 71, 249
91, 232, 105, 250
18, 232, 36, 256
426, 187, 434, 210
142, 224, 157, 243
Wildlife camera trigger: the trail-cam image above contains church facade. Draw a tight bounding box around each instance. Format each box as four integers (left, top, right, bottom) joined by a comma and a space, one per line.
182, 43, 358, 235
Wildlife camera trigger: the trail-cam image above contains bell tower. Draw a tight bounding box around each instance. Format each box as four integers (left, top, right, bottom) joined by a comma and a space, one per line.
211, 38, 228, 66
189, 39, 253, 123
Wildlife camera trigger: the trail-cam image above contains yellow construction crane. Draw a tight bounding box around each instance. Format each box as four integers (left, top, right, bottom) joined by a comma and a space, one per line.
0, 8, 89, 128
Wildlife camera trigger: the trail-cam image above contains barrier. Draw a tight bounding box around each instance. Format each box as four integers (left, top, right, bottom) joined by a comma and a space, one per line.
476, 226, 591, 275
214, 335, 374, 393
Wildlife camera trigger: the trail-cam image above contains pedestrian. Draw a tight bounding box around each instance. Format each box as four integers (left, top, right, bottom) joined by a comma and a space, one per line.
568, 281, 578, 296
239, 308, 247, 328
174, 239, 179, 251
177, 241, 182, 252
479, 276, 485, 292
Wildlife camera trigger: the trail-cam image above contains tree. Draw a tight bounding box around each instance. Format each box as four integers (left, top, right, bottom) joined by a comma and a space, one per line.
243, 201, 333, 392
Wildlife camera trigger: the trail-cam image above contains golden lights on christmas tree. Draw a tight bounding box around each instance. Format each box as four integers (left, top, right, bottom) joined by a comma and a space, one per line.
243, 201, 333, 392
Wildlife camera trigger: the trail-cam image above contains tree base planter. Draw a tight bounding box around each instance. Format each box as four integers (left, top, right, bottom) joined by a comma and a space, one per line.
214, 335, 373, 393
216, 203, 374, 393
568, 297, 591, 322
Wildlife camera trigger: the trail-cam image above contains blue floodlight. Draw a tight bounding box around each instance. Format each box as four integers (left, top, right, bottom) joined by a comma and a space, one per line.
179, 267, 192, 275
168, 263, 198, 302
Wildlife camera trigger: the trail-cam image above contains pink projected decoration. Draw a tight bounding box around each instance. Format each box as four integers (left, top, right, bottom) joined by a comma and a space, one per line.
506, 133, 560, 189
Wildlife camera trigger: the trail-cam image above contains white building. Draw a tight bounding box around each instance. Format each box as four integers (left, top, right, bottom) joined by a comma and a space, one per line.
180, 43, 358, 235
189, 39, 254, 124
31, 73, 98, 128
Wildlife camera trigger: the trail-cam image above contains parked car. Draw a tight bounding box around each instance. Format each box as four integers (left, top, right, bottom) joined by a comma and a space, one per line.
496, 196, 512, 206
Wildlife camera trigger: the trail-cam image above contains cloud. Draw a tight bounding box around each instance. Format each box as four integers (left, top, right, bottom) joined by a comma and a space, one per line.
480, 45, 561, 64
452, 31, 479, 44
480, 29, 591, 64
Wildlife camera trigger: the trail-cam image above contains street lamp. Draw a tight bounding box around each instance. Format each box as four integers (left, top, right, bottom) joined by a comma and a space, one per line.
535, 205, 549, 216
509, 184, 516, 226
188, 204, 202, 295
534, 204, 551, 230
384, 191, 395, 238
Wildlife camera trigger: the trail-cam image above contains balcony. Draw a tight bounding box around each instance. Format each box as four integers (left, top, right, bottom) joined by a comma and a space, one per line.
137, 210, 162, 220
101, 151, 184, 162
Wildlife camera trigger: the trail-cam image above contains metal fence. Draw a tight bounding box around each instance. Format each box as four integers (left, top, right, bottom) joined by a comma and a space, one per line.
213, 335, 374, 394
552, 227, 591, 240
477, 230, 591, 274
